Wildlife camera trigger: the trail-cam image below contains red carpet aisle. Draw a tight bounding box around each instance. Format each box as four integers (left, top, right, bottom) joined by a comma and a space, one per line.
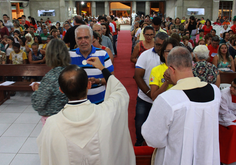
114, 30, 137, 144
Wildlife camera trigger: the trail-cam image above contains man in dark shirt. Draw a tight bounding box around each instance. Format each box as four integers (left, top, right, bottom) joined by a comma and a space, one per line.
63, 17, 85, 50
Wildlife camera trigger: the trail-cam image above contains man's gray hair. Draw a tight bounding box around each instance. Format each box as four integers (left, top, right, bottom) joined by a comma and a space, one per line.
193, 45, 209, 60
167, 46, 192, 69
155, 32, 169, 41
93, 23, 102, 30
75, 25, 93, 39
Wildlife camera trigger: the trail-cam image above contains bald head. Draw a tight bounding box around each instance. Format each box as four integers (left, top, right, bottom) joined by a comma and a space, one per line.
167, 46, 192, 70
59, 65, 88, 100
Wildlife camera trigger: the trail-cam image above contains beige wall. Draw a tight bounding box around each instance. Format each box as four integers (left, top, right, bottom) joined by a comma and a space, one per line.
0, 0, 12, 20
29, 0, 67, 22
166, 0, 214, 20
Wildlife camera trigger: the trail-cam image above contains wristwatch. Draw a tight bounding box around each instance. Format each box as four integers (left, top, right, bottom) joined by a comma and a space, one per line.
98, 78, 102, 85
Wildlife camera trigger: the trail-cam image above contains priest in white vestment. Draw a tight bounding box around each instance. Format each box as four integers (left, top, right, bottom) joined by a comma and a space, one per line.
142, 47, 221, 165
37, 57, 136, 165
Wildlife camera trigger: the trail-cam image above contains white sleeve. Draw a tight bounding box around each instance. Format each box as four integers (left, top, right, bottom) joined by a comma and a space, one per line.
142, 95, 173, 148
110, 23, 115, 33
135, 28, 141, 37
219, 89, 236, 126
135, 51, 147, 69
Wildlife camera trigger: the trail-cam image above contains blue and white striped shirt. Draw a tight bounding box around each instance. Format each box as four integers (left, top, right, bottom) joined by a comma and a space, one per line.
70, 45, 114, 104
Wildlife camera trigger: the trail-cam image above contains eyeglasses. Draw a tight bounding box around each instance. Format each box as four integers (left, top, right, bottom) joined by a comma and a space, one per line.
144, 34, 154, 37
164, 50, 171, 53
155, 43, 162, 47
169, 65, 176, 70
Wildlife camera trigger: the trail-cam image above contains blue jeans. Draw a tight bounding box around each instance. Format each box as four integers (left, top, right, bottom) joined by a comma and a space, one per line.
135, 96, 152, 146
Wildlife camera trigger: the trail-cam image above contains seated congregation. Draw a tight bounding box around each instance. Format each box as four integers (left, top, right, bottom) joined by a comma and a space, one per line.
1, 12, 236, 165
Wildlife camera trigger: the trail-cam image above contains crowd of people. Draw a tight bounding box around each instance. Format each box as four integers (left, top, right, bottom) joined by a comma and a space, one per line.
1, 12, 236, 164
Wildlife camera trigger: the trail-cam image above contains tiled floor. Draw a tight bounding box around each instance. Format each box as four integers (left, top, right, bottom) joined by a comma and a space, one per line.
0, 92, 41, 165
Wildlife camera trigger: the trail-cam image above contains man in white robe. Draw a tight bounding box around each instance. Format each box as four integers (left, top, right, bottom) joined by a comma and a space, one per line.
142, 47, 221, 165
37, 57, 135, 165
218, 78, 236, 164
219, 78, 236, 127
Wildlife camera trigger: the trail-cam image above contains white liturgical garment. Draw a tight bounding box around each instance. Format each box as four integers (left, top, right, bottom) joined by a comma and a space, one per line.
37, 75, 136, 165
219, 87, 236, 127
142, 77, 221, 165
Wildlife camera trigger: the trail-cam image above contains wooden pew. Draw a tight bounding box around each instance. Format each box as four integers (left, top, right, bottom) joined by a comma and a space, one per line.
0, 64, 51, 105
220, 72, 236, 84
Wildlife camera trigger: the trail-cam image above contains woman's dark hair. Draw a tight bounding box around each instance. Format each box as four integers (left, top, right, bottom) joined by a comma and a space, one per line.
34, 36, 42, 44
206, 19, 211, 26
20, 37, 26, 46
0, 20, 4, 26
13, 43, 20, 49
101, 23, 110, 37
31, 17, 36, 25
143, 26, 154, 34
223, 32, 229, 39
233, 78, 236, 84
204, 33, 212, 41
175, 17, 180, 24
93, 31, 102, 45
182, 35, 189, 41
171, 33, 181, 42
160, 38, 180, 63
56, 22, 61, 27
14, 30, 20, 35
218, 43, 231, 63
139, 20, 144, 28
5, 36, 15, 51
189, 16, 196, 24
199, 29, 204, 33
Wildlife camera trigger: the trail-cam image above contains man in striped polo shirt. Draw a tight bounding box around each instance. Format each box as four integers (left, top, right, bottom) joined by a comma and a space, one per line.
69, 25, 114, 104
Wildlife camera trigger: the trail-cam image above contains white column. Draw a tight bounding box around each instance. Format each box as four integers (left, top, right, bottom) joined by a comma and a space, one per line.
132, 1, 136, 13
212, 0, 220, 22
92, 1, 96, 17
0, 0, 12, 20
145, 1, 150, 15
105, 1, 109, 16
174, 0, 183, 18
59, 0, 67, 22
165, 0, 175, 18
232, 0, 236, 23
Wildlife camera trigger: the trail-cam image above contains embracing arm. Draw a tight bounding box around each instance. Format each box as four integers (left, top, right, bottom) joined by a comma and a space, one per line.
31, 76, 53, 116
105, 47, 114, 63
134, 68, 151, 99
130, 42, 140, 64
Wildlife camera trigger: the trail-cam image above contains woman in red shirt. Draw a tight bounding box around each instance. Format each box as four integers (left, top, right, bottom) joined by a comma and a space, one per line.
0, 20, 9, 41
30, 17, 37, 30
202, 19, 213, 35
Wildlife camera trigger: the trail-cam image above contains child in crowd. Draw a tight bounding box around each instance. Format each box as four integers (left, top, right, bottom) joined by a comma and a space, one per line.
5, 36, 14, 63
13, 30, 21, 43
196, 29, 204, 43
25, 33, 34, 52
19, 37, 26, 52
9, 43, 27, 64
204, 33, 212, 46
28, 43, 45, 64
